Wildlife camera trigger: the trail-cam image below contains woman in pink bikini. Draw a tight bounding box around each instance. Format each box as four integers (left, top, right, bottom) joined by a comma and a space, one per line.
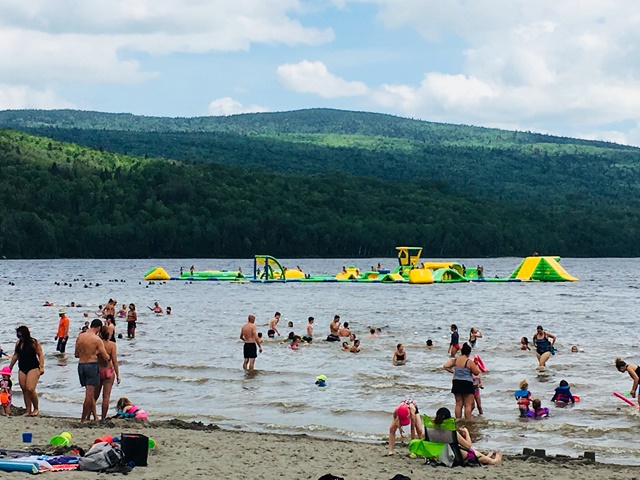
94, 326, 120, 420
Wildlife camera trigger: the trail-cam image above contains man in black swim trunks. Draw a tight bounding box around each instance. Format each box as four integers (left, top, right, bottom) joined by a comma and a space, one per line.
240, 314, 261, 371
74, 319, 110, 422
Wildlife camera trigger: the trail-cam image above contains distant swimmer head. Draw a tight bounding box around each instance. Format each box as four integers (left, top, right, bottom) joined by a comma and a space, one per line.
397, 404, 410, 426
519, 379, 529, 390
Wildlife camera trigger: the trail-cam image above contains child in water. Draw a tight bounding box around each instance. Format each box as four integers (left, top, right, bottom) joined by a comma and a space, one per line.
115, 397, 148, 420
514, 379, 532, 417
551, 380, 575, 407
530, 398, 549, 418
472, 373, 484, 415
0, 366, 12, 416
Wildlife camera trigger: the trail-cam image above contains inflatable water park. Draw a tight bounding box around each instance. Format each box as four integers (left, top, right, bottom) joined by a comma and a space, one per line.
143, 247, 578, 284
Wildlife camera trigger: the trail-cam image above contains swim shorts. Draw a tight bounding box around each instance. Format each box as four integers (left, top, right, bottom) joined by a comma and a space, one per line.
78, 362, 100, 387
244, 342, 258, 359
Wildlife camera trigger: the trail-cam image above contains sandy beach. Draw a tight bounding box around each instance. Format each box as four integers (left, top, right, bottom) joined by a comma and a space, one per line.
1, 414, 640, 479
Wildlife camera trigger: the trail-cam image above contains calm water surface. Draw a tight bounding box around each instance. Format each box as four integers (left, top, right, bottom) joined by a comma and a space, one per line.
1, 257, 639, 463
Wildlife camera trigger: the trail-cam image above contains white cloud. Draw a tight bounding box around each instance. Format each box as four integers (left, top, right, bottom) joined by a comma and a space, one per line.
0, 84, 76, 110
336, 0, 640, 144
0, 1, 334, 91
277, 60, 369, 98
208, 97, 269, 116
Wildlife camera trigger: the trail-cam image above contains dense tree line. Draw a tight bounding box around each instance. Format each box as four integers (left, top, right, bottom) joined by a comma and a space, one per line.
1, 129, 639, 259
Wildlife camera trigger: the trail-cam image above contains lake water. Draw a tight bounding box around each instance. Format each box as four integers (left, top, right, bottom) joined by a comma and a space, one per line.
1, 257, 639, 463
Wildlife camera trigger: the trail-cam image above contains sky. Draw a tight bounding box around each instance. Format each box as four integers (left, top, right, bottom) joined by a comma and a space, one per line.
1, 0, 640, 145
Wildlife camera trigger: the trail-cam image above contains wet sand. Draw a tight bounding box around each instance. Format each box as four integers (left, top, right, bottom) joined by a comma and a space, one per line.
1, 414, 640, 479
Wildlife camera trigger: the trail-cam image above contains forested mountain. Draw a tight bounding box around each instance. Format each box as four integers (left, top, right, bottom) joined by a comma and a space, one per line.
1, 109, 639, 207
0, 108, 639, 258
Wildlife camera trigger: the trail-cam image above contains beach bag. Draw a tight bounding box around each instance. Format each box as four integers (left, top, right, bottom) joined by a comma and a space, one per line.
78, 442, 124, 471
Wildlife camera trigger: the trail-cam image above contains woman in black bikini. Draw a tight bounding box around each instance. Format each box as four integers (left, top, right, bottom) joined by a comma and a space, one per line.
8, 326, 44, 416
615, 358, 640, 409
393, 343, 407, 365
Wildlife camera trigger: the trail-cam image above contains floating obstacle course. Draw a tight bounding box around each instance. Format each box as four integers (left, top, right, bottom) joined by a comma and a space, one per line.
144, 248, 578, 284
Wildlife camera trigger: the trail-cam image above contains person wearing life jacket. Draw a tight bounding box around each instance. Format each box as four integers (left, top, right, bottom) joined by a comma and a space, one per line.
551, 380, 575, 406
514, 379, 532, 417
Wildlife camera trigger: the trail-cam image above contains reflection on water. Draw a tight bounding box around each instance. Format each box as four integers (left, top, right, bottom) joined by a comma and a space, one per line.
1, 257, 640, 463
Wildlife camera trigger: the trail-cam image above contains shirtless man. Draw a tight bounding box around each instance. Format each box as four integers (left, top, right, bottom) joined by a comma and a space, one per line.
338, 321, 351, 337
303, 317, 314, 342
74, 319, 110, 422
240, 314, 262, 371
268, 312, 281, 338
327, 315, 341, 342
148, 302, 163, 314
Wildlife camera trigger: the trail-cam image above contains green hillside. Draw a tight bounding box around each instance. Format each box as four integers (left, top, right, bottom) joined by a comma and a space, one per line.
2, 129, 639, 258
1, 109, 639, 206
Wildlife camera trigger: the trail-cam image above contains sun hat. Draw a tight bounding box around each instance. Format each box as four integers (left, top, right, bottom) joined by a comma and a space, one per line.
0, 366, 11, 376
58, 308, 66, 314
397, 404, 410, 426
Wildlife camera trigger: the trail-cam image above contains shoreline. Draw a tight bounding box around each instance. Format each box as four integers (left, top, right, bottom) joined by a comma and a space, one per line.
2, 414, 640, 479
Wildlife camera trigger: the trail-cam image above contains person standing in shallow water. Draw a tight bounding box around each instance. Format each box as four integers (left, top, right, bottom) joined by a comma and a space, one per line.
240, 314, 261, 371
533, 325, 556, 369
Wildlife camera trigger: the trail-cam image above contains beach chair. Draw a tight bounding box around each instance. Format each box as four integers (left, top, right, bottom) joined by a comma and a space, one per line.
408, 414, 479, 467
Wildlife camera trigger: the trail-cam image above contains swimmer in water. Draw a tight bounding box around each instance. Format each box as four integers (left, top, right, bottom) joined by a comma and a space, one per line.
148, 302, 163, 314
551, 379, 575, 407
392, 343, 407, 365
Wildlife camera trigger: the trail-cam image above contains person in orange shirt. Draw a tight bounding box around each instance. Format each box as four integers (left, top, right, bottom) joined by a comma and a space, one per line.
55, 309, 70, 353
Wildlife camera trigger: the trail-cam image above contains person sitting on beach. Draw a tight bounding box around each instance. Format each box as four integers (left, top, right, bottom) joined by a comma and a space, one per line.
268, 312, 281, 338
326, 315, 341, 342
392, 343, 407, 365
341, 341, 351, 352
520, 337, 531, 351
148, 302, 163, 314
338, 322, 351, 337
551, 380, 575, 407
388, 400, 423, 455
530, 398, 549, 418
432, 407, 502, 464
614, 358, 640, 404
302, 317, 314, 343
350, 339, 361, 353
114, 397, 148, 420
514, 379, 532, 417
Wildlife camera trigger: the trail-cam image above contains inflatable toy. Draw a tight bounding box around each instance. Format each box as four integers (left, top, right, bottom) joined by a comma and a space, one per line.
614, 391, 637, 406
473, 354, 487, 373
